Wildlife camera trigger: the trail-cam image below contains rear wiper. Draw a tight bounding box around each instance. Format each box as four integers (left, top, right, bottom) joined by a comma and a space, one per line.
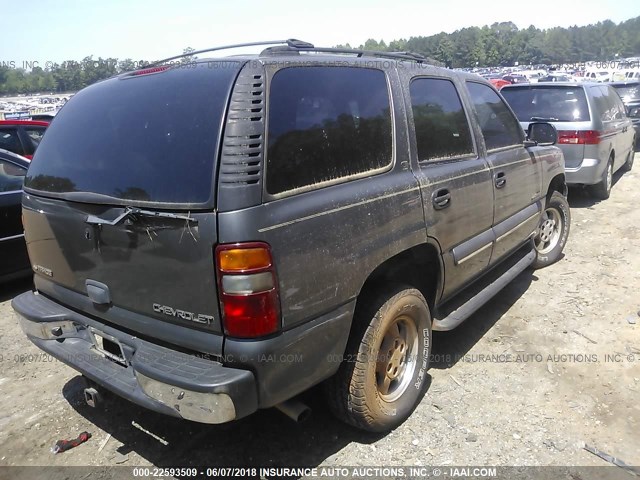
530, 116, 559, 122
85, 207, 197, 226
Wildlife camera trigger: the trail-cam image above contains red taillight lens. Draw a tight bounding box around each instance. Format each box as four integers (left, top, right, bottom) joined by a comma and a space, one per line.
215, 242, 280, 338
221, 290, 279, 338
557, 130, 601, 145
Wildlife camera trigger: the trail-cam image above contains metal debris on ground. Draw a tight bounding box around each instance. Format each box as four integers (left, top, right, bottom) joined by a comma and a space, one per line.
572, 330, 598, 344
97, 433, 111, 452
583, 443, 640, 476
131, 421, 169, 446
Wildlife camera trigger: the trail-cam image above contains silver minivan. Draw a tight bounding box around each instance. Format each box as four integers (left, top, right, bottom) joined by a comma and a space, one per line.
502, 82, 636, 199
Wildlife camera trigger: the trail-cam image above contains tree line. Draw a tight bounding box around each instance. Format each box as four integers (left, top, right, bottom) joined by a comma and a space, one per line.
339, 16, 640, 68
1, 17, 639, 95
0, 49, 196, 96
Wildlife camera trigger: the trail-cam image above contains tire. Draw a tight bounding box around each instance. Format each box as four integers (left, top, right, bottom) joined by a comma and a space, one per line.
532, 191, 570, 269
622, 148, 634, 172
325, 285, 432, 432
591, 158, 613, 200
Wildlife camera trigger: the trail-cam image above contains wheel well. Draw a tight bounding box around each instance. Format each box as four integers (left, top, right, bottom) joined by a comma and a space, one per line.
547, 173, 568, 198
356, 243, 441, 314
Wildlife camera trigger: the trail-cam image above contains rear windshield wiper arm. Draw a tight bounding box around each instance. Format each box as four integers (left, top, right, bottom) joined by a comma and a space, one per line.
85, 207, 197, 226
530, 116, 559, 122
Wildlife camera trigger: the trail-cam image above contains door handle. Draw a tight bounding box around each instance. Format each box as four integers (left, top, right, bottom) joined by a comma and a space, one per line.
494, 171, 507, 189
432, 189, 451, 210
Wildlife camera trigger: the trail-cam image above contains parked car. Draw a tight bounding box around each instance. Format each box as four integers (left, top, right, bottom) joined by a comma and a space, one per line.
489, 78, 511, 89
502, 74, 529, 84
0, 120, 49, 160
501, 82, 636, 199
582, 71, 611, 82
519, 70, 547, 83
30, 113, 57, 122
624, 70, 640, 81
609, 81, 640, 151
0, 149, 30, 282
538, 74, 574, 83
13, 40, 569, 433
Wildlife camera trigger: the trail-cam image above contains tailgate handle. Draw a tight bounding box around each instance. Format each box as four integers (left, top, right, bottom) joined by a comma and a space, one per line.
86, 280, 111, 305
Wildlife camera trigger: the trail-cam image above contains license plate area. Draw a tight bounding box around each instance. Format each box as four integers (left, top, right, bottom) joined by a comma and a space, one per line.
89, 327, 127, 366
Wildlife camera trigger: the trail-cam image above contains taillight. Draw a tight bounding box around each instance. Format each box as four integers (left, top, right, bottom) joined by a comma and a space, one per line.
215, 242, 280, 338
557, 130, 601, 145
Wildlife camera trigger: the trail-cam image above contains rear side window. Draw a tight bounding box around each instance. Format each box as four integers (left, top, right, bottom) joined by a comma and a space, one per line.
466, 82, 524, 150
590, 86, 622, 122
410, 78, 474, 161
603, 86, 625, 120
25, 63, 240, 207
266, 67, 392, 195
501, 86, 590, 122
25, 126, 46, 147
0, 128, 24, 156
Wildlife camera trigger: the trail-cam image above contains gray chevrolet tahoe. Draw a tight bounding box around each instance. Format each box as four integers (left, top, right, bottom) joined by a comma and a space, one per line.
13, 40, 570, 433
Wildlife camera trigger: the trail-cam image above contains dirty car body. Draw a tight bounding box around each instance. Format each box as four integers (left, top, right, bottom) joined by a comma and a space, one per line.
13, 42, 569, 430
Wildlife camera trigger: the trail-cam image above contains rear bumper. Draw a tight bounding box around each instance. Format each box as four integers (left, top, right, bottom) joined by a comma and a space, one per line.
565, 157, 606, 186
12, 290, 355, 422
12, 291, 257, 424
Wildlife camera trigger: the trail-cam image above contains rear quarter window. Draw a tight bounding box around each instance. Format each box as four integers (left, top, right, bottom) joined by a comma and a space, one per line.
266, 67, 393, 195
501, 86, 590, 122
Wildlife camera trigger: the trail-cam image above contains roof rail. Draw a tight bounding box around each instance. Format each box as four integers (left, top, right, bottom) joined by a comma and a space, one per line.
148, 39, 442, 68
149, 39, 314, 66
261, 45, 442, 66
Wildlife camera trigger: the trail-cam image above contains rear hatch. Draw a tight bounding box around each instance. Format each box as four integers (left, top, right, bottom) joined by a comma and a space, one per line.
22, 61, 243, 353
501, 84, 591, 168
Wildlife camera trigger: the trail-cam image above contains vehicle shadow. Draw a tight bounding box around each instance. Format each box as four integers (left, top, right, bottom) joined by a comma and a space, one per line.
429, 269, 535, 369
57, 271, 533, 468
567, 169, 626, 209
62, 376, 387, 468
0, 277, 33, 303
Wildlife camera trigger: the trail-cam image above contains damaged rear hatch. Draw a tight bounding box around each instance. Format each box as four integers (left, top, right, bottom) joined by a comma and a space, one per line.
22, 61, 243, 355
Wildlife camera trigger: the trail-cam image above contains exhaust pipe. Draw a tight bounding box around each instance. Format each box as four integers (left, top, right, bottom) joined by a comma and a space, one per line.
275, 399, 311, 423
84, 387, 102, 408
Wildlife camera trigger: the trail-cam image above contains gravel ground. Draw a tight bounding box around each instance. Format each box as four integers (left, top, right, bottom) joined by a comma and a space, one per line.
0, 155, 638, 477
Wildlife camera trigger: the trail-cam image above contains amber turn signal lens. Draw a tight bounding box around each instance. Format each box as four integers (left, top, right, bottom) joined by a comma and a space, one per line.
218, 247, 271, 272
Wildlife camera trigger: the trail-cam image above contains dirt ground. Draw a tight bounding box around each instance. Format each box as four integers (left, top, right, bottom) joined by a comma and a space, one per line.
0, 155, 638, 477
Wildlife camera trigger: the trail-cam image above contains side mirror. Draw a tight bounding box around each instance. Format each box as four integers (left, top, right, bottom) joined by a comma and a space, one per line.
526, 122, 558, 146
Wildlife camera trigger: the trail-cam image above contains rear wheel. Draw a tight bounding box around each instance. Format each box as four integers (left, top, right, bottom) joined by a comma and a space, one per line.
325, 285, 431, 432
591, 157, 613, 200
533, 191, 570, 268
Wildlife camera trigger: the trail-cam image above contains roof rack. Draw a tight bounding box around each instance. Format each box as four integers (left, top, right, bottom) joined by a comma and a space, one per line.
149, 39, 442, 68
261, 45, 441, 66
149, 39, 314, 66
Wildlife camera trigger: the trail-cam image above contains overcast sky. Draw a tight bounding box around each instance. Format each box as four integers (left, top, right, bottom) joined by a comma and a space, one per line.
2, 0, 639, 64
